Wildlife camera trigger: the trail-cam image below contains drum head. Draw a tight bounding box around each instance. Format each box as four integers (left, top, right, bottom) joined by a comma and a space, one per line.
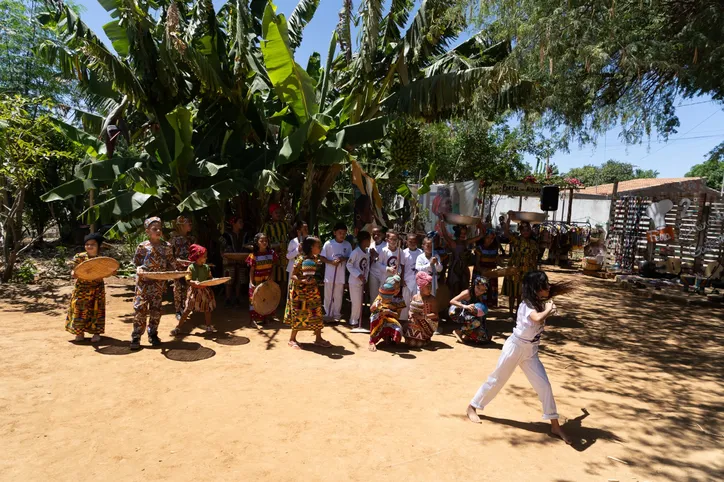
252, 280, 281, 315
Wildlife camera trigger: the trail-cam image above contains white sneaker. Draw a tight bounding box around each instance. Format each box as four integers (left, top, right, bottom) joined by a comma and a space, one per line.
349, 320, 359, 327
91, 334, 101, 343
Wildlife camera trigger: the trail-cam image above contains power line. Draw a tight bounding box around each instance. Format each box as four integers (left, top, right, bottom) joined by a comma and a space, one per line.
677, 100, 716, 107
637, 110, 721, 162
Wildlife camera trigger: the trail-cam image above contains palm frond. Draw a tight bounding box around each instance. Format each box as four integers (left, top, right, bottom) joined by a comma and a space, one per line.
336, 0, 353, 64
381, 0, 414, 46
360, 0, 383, 74
288, 0, 320, 51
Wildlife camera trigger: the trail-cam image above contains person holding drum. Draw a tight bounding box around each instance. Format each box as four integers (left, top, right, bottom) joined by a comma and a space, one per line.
219, 216, 249, 307
261, 203, 289, 287
66, 232, 114, 343
246, 233, 279, 326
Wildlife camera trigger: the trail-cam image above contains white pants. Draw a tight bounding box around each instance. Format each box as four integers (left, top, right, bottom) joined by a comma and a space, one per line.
349, 283, 364, 324
400, 284, 417, 320
323, 282, 345, 320
470, 335, 559, 420
369, 276, 382, 305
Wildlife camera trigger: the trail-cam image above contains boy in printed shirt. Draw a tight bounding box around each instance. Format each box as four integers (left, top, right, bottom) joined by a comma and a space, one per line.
400, 233, 422, 321
346, 231, 371, 327
321, 222, 352, 321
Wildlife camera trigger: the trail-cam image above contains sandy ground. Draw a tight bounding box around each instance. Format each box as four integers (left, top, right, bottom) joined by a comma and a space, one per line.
0, 269, 722, 482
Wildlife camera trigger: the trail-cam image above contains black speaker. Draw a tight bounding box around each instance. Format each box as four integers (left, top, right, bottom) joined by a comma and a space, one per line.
540, 185, 560, 211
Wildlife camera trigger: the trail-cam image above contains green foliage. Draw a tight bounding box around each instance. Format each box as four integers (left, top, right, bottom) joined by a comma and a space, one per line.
565, 160, 659, 186
686, 142, 724, 190
466, 0, 724, 146
52, 246, 70, 272
12, 259, 37, 283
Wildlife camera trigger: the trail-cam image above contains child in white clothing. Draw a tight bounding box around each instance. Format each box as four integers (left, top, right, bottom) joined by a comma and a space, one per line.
400, 233, 422, 321
368, 227, 387, 303
321, 222, 351, 321
346, 231, 371, 327
466, 270, 571, 445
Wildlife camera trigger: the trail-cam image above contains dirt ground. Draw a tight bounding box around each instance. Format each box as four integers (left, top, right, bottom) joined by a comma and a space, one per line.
0, 269, 722, 482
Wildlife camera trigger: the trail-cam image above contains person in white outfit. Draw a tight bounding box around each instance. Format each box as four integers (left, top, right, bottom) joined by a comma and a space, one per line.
400, 233, 422, 321
346, 231, 371, 327
415, 237, 443, 281
466, 270, 571, 445
368, 227, 387, 303
321, 222, 351, 321
286, 221, 308, 287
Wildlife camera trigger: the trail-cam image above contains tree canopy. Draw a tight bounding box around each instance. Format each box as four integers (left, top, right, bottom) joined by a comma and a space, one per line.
565, 160, 659, 186
686, 143, 724, 191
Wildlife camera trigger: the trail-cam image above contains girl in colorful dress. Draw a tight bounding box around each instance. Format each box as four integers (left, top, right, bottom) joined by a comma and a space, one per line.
246, 233, 279, 326
475, 228, 500, 308
131, 217, 176, 350
170, 244, 217, 336
502, 215, 539, 317
403, 271, 439, 347
466, 271, 570, 445
285, 237, 331, 350
369, 274, 406, 352
170, 215, 195, 320
450, 276, 492, 344
66, 232, 113, 342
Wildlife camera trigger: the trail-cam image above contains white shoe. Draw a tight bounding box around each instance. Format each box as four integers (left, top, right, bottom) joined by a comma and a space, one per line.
91, 334, 101, 343
349, 320, 359, 327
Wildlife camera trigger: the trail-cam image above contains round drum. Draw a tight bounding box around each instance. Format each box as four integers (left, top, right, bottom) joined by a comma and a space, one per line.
252, 280, 281, 315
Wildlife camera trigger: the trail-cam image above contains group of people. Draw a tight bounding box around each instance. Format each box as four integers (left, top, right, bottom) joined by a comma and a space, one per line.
63, 209, 571, 443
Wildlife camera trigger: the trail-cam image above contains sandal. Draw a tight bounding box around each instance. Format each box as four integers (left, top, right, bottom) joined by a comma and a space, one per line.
288, 341, 302, 350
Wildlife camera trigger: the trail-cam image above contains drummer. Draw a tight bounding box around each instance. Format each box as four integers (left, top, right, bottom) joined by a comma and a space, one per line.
261, 203, 289, 287
219, 216, 249, 307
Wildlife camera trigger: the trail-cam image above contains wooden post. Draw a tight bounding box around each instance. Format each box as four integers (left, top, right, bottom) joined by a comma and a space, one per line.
607, 181, 619, 234
566, 187, 574, 224
518, 195, 523, 211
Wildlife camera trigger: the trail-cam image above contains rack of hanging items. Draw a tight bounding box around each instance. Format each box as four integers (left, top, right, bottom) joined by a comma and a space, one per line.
534, 220, 593, 266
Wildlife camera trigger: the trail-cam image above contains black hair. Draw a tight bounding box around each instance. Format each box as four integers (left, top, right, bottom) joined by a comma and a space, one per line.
357, 230, 371, 243
333, 221, 347, 232
292, 220, 307, 235
386, 229, 398, 239
468, 275, 488, 299
252, 232, 268, 253
406, 232, 418, 240
522, 270, 549, 312
301, 236, 321, 256
83, 232, 104, 247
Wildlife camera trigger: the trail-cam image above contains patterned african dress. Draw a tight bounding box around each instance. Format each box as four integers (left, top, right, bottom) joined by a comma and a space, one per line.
285, 256, 324, 331
403, 294, 439, 344
65, 252, 106, 335
184, 263, 216, 313
447, 243, 472, 296
170, 233, 194, 312
502, 235, 539, 302
247, 249, 279, 321
476, 239, 500, 308
449, 293, 491, 344
261, 221, 289, 285
133, 240, 175, 335
370, 293, 406, 344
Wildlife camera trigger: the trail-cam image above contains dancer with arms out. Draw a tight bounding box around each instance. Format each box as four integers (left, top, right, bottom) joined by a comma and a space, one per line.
466, 271, 571, 444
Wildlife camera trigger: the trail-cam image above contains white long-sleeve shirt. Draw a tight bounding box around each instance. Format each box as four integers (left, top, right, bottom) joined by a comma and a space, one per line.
286, 237, 302, 273
322, 239, 352, 283
375, 245, 401, 280
369, 240, 387, 281
416, 253, 443, 278
402, 248, 422, 286
347, 246, 370, 286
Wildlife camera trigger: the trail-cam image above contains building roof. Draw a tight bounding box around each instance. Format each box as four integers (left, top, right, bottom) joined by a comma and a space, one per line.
577, 177, 719, 197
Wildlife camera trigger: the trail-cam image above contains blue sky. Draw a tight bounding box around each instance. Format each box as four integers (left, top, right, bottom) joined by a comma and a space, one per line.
75, 0, 724, 179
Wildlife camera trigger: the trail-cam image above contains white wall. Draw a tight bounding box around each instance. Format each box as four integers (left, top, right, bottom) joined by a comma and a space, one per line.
489, 194, 611, 233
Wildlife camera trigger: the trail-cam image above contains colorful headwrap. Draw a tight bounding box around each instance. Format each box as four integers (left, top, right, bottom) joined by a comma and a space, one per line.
83, 232, 104, 246
144, 216, 161, 228
379, 275, 401, 296
473, 275, 489, 286
485, 227, 495, 236
176, 215, 191, 226
302, 258, 317, 277
268, 203, 281, 215
188, 244, 207, 262
416, 270, 433, 289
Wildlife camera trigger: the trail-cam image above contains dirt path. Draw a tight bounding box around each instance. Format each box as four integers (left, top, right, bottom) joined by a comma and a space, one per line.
0, 271, 721, 481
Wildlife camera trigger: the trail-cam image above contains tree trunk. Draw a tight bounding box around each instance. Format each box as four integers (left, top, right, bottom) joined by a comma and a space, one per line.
1, 188, 26, 283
